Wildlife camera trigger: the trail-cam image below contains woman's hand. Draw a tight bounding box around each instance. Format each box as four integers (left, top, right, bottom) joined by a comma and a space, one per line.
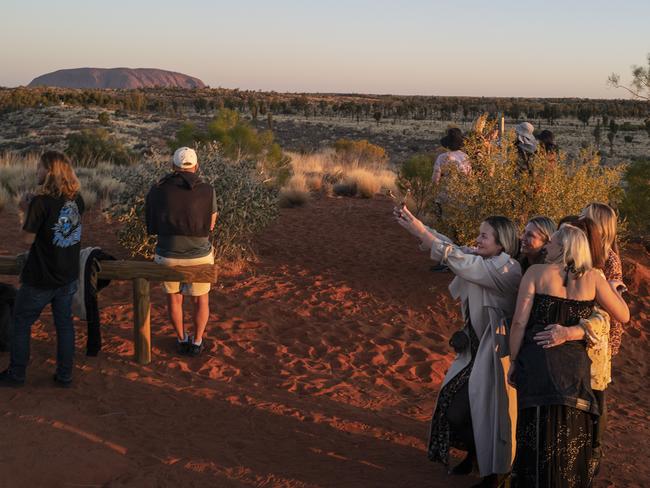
394, 206, 435, 249
507, 363, 516, 387
534, 324, 570, 348
608, 279, 627, 295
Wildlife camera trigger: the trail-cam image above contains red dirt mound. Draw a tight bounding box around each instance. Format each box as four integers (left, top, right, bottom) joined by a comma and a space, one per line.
0, 197, 648, 487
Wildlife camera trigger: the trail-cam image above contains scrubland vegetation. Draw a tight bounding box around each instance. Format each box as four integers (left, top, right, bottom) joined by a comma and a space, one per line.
1, 90, 648, 256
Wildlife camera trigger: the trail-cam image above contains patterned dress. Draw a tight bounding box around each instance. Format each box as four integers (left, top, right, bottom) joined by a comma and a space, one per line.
603, 250, 624, 356
512, 294, 598, 488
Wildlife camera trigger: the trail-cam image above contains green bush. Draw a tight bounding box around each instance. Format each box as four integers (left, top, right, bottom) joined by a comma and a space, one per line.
169, 109, 291, 186
98, 112, 111, 126
66, 129, 134, 166
398, 152, 438, 215
109, 146, 279, 260
619, 159, 650, 239
430, 119, 625, 245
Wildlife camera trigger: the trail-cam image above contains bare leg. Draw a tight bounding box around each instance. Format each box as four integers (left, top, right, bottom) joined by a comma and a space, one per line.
167, 293, 185, 340
191, 294, 209, 343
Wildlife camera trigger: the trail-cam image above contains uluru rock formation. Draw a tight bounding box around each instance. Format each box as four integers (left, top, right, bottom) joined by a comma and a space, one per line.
28, 67, 205, 89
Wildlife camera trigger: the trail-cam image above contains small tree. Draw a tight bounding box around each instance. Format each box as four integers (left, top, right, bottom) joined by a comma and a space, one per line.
373, 111, 382, 125
608, 53, 650, 100
607, 120, 619, 156
66, 129, 134, 166
98, 112, 111, 126
398, 153, 436, 216
168, 109, 291, 186
577, 106, 592, 126
593, 119, 602, 147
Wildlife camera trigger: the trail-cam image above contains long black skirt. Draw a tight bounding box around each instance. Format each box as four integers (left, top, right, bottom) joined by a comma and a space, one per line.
512, 405, 596, 488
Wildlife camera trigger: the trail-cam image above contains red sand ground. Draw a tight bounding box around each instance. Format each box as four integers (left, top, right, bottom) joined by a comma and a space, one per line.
0, 197, 648, 488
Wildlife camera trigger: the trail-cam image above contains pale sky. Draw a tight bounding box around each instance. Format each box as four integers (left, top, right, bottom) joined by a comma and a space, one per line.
1, 0, 648, 98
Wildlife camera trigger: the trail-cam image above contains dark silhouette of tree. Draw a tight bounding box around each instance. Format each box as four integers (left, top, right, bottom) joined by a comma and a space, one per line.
607, 120, 619, 155
593, 119, 602, 147
577, 106, 592, 126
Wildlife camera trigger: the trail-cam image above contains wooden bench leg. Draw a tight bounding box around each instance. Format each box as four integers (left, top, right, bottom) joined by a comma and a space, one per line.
133, 278, 151, 365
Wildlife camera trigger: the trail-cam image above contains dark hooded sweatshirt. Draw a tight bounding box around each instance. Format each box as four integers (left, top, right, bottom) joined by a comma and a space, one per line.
145, 171, 217, 258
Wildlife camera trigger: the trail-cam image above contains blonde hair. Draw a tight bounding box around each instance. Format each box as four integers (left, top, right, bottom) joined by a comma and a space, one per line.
39, 151, 80, 201
548, 224, 593, 279
527, 216, 556, 244
581, 202, 618, 255
484, 216, 520, 258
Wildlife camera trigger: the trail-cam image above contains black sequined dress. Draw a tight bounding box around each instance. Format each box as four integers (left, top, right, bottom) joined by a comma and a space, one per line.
512, 294, 598, 488
427, 324, 480, 465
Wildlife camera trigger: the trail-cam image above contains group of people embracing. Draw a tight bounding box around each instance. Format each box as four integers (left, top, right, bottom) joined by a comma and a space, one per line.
395, 203, 629, 488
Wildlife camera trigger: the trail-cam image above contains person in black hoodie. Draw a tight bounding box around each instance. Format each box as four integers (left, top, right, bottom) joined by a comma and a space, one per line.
145, 147, 217, 357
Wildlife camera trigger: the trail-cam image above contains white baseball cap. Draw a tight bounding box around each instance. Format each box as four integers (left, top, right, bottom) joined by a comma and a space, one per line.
173, 147, 198, 168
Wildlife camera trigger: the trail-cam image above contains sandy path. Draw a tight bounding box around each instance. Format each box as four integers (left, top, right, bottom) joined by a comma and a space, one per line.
0, 197, 648, 487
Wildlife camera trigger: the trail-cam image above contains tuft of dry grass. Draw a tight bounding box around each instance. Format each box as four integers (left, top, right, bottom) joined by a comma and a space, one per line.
0, 186, 9, 212
279, 174, 311, 207
0, 152, 123, 211
285, 150, 396, 201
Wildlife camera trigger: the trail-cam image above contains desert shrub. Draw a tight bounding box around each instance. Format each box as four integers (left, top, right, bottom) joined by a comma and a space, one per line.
169, 109, 291, 187
340, 168, 388, 198
398, 152, 437, 215
333, 181, 358, 197
98, 112, 111, 126
109, 146, 278, 260
624, 135, 634, 143
0, 186, 9, 212
286, 150, 396, 200
432, 124, 625, 245
66, 129, 135, 166
619, 159, 650, 239
0, 153, 39, 197
279, 174, 310, 207
80, 188, 98, 210
333, 139, 388, 166
0, 153, 124, 211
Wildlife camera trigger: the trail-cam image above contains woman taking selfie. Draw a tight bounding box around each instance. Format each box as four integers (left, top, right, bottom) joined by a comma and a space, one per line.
508, 225, 629, 487
395, 207, 521, 488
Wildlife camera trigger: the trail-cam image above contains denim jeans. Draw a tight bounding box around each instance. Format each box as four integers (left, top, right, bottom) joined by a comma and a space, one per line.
9, 281, 78, 382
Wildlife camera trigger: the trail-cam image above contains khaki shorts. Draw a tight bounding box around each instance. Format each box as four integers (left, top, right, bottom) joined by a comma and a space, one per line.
154, 251, 215, 296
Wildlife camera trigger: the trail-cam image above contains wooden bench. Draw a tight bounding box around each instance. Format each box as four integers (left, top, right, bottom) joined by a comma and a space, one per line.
0, 256, 218, 365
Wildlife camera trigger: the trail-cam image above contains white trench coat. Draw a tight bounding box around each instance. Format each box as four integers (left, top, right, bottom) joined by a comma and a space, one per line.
427, 229, 521, 476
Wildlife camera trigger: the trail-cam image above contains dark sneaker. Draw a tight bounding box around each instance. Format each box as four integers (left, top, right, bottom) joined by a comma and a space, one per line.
188, 341, 205, 357
430, 264, 450, 273
0, 369, 25, 388
176, 339, 190, 355
52, 374, 72, 388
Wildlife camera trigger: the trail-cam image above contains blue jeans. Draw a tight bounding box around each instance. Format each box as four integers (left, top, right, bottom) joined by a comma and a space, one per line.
9, 281, 78, 382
